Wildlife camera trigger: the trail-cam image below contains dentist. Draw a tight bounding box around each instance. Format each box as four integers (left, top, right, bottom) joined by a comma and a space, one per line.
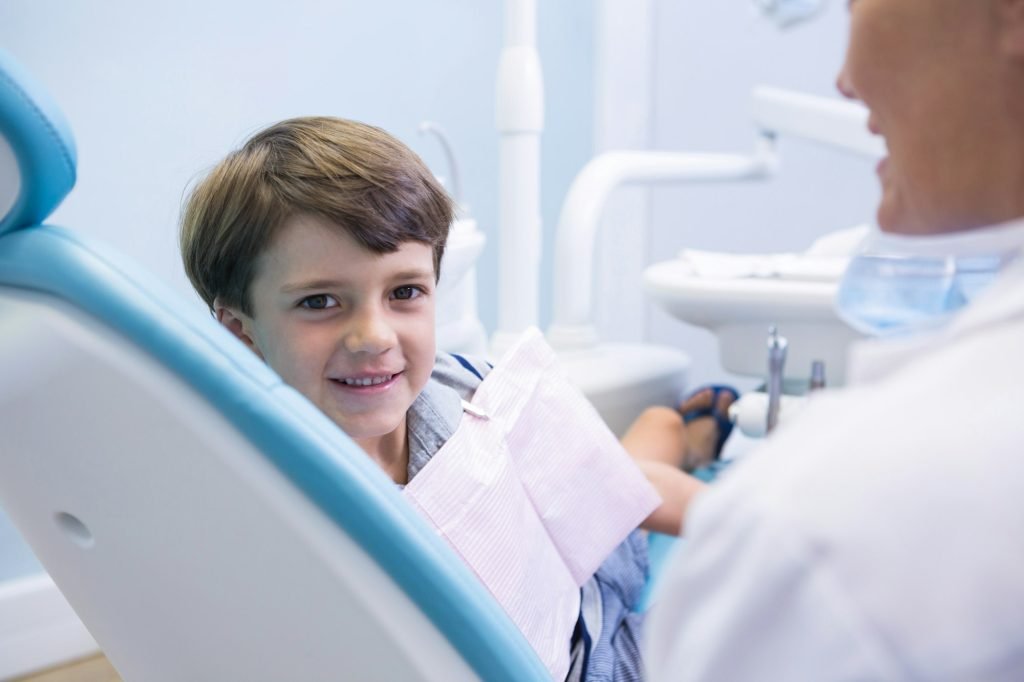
646, 0, 1024, 679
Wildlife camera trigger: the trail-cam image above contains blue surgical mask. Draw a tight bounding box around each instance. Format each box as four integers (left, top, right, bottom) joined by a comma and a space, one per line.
835, 222, 1024, 338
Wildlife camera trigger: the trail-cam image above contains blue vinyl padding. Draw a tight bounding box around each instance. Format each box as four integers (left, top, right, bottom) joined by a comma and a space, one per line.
0, 225, 550, 681
0, 49, 76, 236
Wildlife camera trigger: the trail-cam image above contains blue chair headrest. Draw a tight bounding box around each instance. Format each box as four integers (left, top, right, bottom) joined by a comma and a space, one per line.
0, 49, 77, 235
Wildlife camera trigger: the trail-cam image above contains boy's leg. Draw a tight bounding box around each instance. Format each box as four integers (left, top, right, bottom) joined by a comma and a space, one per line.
620, 407, 688, 468
620, 389, 737, 472
620, 390, 737, 535
620, 409, 706, 536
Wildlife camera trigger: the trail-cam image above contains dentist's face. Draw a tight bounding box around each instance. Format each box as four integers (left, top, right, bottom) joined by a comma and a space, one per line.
837, 0, 1004, 235
220, 213, 437, 467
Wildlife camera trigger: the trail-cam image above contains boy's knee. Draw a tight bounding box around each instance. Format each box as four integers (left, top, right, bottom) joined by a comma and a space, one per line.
635, 406, 684, 432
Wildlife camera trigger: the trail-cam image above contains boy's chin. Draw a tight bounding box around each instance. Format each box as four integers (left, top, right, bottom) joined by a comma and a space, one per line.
340, 415, 406, 447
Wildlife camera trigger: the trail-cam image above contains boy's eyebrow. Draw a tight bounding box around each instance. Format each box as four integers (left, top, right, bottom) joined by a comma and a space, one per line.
280, 269, 435, 293
280, 278, 347, 294
390, 268, 435, 281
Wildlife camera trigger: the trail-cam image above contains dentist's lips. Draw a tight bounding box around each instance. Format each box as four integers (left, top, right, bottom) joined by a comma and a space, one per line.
867, 116, 887, 177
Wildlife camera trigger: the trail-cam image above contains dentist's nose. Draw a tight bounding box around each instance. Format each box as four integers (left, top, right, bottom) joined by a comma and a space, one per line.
836, 62, 857, 101
344, 306, 397, 354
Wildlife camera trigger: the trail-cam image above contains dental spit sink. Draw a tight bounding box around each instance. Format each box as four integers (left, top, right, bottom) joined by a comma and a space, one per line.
643, 227, 868, 386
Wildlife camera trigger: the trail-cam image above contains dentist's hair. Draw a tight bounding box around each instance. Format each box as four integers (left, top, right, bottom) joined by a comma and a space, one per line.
179, 116, 454, 315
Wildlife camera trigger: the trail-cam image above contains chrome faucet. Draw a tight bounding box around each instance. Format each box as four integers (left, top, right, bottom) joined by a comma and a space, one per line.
766, 326, 788, 433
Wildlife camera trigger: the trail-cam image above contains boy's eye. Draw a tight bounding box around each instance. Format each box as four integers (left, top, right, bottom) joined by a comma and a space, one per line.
392, 286, 422, 301
299, 294, 338, 310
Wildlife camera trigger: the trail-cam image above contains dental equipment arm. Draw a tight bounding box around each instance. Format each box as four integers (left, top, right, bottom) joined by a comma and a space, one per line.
547, 144, 778, 350
751, 86, 886, 158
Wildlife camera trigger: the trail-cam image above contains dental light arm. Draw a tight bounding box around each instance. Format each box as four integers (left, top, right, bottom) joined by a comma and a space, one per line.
752, 86, 886, 158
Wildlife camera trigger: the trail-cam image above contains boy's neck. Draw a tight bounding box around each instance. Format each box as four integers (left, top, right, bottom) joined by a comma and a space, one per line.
355, 420, 410, 485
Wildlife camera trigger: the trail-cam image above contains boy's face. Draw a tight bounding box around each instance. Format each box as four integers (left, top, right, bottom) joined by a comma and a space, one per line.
218, 213, 437, 464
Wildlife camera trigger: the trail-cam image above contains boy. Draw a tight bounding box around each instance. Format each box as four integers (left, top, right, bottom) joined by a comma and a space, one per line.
180, 116, 716, 679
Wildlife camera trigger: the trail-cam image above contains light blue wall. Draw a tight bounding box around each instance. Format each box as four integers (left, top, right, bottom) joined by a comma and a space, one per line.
0, 0, 593, 584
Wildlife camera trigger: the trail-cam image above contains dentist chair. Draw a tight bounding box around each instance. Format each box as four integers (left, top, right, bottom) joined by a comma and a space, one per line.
0, 50, 548, 681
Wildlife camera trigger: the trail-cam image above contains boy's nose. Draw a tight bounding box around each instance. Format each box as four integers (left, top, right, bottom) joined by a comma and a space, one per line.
343, 308, 397, 355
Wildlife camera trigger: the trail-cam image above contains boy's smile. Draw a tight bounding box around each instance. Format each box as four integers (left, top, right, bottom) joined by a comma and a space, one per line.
216, 213, 437, 483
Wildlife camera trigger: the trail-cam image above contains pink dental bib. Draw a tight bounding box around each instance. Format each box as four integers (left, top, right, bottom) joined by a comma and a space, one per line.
403, 329, 661, 679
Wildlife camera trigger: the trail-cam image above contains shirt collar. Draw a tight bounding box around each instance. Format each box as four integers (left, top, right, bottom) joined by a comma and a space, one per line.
405, 374, 465, 482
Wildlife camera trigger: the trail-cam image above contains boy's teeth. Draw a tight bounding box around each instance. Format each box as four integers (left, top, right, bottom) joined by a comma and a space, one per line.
342, 374, 393, 387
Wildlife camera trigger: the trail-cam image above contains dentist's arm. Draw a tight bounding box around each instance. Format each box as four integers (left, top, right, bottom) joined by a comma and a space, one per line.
643, 485, 898, 680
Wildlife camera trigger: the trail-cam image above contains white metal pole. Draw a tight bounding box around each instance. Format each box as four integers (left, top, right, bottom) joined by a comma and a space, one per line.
491, 0, 544, 357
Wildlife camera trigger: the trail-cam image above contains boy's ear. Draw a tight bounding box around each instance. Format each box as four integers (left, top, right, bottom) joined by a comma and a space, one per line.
213, 299, 264, 360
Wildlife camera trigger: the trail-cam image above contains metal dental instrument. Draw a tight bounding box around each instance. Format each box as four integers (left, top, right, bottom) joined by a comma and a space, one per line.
766, 326, 788, 433
808, 359, 826, 393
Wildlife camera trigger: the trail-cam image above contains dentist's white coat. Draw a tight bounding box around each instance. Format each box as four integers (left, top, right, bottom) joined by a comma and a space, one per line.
646, 251, 1024, 681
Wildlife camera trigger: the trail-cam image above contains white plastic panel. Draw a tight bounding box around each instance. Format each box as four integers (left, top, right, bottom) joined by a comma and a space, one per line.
559, 342, 690, 436
0, 289, 477, 682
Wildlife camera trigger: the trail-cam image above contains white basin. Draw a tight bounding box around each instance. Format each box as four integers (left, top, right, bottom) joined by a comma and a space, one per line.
643, 235, 867, 386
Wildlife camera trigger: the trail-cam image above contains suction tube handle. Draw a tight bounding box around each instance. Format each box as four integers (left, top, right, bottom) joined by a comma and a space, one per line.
418, 121, 462, 206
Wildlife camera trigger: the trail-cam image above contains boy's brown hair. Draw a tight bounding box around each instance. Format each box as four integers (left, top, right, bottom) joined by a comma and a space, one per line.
180, 116, 454, 315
